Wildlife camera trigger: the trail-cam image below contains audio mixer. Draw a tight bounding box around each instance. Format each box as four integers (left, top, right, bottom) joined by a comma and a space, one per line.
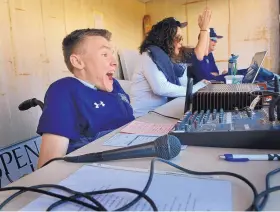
187, 83, 263, 113
170, 78, 280, 150
169, 107, 280, 149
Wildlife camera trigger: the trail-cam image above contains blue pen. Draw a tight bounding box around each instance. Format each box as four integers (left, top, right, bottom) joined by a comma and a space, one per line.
219, 154, 280, 162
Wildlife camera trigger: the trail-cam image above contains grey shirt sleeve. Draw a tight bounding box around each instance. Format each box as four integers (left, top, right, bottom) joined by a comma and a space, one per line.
142, 54, 186, 97
178, 63, 188, 86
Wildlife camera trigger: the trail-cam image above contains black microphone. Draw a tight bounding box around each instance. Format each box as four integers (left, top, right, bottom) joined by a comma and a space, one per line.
274, 75, 280, 93
184, 77, 193, 113
63, 135, 181, 163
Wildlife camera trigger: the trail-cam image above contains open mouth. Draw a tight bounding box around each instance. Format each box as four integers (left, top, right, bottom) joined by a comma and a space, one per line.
106, 72, 114, 80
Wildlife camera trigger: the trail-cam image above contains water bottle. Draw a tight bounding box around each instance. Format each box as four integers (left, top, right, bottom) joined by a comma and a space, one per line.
228, 54, 239, 75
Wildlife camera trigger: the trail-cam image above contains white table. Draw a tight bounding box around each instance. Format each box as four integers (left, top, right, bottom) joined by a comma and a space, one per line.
1, 97, 280, 211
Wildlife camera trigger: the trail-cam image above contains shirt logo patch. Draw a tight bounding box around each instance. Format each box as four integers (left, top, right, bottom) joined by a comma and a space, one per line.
206, 59, 209, 64
94, 101, 105, 108
118, 93, 129, 104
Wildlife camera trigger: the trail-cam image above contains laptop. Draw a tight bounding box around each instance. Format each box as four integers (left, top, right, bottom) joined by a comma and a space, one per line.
242, 50, 268, 83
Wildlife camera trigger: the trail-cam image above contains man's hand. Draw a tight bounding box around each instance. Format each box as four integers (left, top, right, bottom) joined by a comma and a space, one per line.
211, 72, 219, 76
222, 70, 228, 75
37, 134, 69, 168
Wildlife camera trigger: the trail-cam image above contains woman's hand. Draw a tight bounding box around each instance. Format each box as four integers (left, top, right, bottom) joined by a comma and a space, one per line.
194, 8, 212, 60
202, 79, 211, 84
198, 8, 212, 30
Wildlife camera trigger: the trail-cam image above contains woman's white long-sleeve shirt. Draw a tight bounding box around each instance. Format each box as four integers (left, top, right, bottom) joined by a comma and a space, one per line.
130, 52, 188, 118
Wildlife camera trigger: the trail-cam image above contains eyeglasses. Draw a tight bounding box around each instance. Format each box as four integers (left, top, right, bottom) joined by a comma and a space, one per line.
175, 35, 183, 42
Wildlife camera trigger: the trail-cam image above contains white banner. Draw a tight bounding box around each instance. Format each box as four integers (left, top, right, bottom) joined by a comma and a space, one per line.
0, 136, 42, 188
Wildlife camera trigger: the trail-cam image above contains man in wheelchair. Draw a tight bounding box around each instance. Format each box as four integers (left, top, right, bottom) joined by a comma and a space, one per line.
36, 28, 135, 168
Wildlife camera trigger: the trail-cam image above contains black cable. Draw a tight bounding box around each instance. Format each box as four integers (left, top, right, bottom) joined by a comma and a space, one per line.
46, 193, 95, 211
51, 155, 157, 211
254, 186, 280, 211
48, 188, 157, 211
0, 186, 156, 211
0, 158, 258, 211
0, 184, 105, 211
42, 157, 64, 167
148, 111, 180, 120
0, 186, 101, 210
277, 99, 280, 121
250, 90, 280, 98
257, 167, 280, 211
274, 75, 280, 93
0, 163, 157, 211
115, 157, 156, 211
152, 158, 258, 211
268, 96, 280, 121
249, 90, 280, 122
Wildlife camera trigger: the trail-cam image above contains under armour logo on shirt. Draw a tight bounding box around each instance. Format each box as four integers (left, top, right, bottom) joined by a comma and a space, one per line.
94, 101, 105, 108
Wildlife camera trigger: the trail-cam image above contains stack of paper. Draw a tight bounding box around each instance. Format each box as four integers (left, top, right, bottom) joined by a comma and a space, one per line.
120, 120, 175, 135
104, 133, 159, 147
21, 164, 232, 211
102, 120, 178, 149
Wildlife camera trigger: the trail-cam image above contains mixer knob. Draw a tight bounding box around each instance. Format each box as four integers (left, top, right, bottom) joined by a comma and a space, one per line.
184, 111, 190, 116
174, 122, 181, 131
194, 120, 198, 129
184, 124, 189, 131
212, 113, 216, 120
203, 117, 207, 124
246, 108, 252, 118
205, 114, 210, 123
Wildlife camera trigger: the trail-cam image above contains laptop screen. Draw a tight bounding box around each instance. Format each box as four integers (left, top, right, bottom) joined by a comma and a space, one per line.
242, 51, 267, 83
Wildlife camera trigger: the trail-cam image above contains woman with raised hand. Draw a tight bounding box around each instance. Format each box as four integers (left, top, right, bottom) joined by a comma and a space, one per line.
130, 9, 212, 118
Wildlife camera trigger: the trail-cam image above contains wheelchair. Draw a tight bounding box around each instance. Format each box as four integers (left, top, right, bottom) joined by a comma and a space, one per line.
0, 98, 45, 186
18, 98, 44, 111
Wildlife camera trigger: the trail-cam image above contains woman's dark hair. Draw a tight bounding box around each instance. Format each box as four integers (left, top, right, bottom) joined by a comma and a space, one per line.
139, 17, 182, 57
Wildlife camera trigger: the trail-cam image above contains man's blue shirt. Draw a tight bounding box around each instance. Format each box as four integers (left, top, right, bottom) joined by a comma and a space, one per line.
37, 77, 135, 154
188, 52, 275, 85
190, 53, 226, 84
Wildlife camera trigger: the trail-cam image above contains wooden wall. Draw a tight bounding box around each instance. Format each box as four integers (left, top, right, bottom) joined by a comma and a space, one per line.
0, 0, 145, 148
146, 0, 279, 72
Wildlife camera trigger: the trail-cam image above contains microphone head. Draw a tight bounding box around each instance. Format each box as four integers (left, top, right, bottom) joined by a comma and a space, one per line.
154, 135, 181, 160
